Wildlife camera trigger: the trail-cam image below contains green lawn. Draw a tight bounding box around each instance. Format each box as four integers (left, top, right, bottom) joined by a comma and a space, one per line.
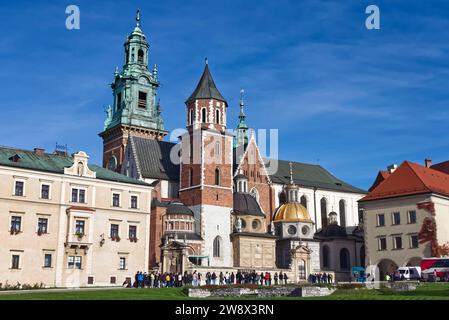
0, 283, 448, 300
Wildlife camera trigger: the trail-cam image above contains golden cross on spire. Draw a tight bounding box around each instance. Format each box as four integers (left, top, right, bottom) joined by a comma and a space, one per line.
136, 9, 141, 27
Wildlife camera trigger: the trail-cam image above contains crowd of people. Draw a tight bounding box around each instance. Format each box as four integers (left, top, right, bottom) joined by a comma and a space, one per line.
308, 272, 333, 284
124, 270, 292, 288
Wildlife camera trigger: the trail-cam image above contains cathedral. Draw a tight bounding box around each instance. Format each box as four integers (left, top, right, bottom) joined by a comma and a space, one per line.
99, 12, 367, 282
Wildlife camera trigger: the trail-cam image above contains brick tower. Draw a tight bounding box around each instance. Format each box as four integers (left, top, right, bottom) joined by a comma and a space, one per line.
179, 60, 233, 267
99, 11, 167, 173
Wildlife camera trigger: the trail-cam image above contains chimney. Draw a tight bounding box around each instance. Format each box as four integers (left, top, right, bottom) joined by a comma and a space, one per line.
387, 164, 398, 174
425, 158, 432, 168
34, 148, 45, 156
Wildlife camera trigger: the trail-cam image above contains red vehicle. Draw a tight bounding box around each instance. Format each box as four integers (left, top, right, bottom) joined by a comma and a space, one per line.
420, 257, 449, 281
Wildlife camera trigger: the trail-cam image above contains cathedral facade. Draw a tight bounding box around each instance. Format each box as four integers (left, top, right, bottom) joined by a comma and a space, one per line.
101, 13, 367, 282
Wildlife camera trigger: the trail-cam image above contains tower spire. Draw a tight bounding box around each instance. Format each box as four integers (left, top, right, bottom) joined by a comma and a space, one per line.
239, 89, 245, 118
136, 9, 141, 28
289, 162, 294, 185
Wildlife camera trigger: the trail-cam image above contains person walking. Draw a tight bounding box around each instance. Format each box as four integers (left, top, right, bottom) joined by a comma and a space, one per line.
274, 272, 279, 285
279, 272, 284, 285
283, 273, 288, 285
230, 272, 235, 285
211, 272, 217, 285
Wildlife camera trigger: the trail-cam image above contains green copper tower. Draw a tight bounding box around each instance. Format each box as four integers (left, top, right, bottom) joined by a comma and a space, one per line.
234, 89, 249, 149
100, 10, 167, 173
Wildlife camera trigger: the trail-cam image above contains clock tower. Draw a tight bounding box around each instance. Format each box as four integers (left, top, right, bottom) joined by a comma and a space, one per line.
99, 10, 167, 172
179, 60, 234, 267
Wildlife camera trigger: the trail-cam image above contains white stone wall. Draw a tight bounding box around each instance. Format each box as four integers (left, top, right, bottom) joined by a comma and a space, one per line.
273, 183, 364, 230
190, 204, 232, 268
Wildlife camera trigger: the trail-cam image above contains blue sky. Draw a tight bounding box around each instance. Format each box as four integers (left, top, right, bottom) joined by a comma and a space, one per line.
1, 0, 449, 190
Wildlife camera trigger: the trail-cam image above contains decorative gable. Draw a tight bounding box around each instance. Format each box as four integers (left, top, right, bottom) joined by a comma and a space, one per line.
64, 151, 96, 178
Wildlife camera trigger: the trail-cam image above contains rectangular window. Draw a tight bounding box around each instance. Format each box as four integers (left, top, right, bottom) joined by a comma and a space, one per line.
44, 254, 52, 268
75, 220, 85, 235
112, 193, 120, 207
71, 188, 86, 203
11, 255, 20, 269
68, 256, 82, 269
37, 218, 48, 234
130, 195, 138, 209
138, 91, 147, 108
376, 214, 385, 227
408, 210, 417, 224
410, 235, 419, 248
119, 257, 126, 270
41, 184, 50, 199
10, 216, 22, 232
393, 236, 403, 249
14, 181, 24, 196
129, 225, 137, 239
378, 237, 387, 251
110, 276, 117, 284
392, 212, 401, 225
111, 224, 119, 238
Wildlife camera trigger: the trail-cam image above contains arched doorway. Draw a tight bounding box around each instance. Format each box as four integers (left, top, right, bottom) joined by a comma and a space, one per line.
377, 259, 398, 281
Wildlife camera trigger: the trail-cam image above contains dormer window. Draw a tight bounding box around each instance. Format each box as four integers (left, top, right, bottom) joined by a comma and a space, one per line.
9, 154, 21, 162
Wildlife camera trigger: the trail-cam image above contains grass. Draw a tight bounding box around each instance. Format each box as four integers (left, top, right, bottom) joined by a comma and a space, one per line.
0, 283, 448, 300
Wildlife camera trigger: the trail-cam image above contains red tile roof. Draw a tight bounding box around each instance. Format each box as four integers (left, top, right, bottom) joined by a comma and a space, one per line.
360, 161, 449, 202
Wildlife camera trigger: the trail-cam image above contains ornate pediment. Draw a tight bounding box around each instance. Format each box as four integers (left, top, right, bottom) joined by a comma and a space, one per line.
64, 151, 96, 178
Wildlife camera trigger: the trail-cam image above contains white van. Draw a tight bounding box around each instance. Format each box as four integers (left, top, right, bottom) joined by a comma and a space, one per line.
397, 267, 421, 280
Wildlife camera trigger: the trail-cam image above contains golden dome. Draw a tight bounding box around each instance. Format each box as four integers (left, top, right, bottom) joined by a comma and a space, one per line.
273, 202, 312, 222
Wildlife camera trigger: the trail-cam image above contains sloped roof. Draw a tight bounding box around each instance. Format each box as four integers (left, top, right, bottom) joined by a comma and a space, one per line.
368, 170, 391, 192
314, 224, 363, 241
0, 146, 148, 186
166, 202, 194, 216
233, 192, 265, 217
186, 64, 226, 103
130, 136, 179, 180
266, 159, 366, 194
431, 160, 449, 175
360, 161, 449, 202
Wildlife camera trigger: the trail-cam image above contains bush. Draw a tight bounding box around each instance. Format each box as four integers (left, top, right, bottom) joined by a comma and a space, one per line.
0, 281, 45, 291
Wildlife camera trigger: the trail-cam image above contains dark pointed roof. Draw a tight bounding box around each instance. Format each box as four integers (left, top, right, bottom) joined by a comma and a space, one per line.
186, 64, 226, 103
233, 192, 265, 217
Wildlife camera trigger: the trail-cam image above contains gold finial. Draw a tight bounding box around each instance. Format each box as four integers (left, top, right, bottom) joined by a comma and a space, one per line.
205, 57, 208, 65
136, 9, 141, 27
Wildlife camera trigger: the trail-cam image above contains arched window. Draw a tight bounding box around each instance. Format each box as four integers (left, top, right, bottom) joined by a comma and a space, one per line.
215, 109, 220, 124
214, 168, 220, 185
213, 236, 221, 257
300, 195, 307, 208
339, 248, 350, 270
77, 162, 84, 176
137, 49, 144, 63
279, 192, 287, 205
322, 245, 330, 269
189, 109, 194, 125
339, 199, 346, 227
189, 168, 193, 187
320, 197, 328, 228
201, 108, 207, 123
